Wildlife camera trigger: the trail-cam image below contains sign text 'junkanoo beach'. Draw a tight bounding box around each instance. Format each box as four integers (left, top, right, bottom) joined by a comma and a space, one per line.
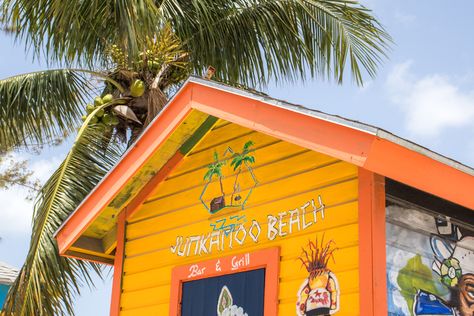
170, 196, 325, 257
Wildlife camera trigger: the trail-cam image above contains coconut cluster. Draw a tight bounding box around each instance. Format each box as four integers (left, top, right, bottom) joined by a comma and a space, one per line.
108, 44, 127, 69
81, 77, 147, 130
81, 94, 119, 131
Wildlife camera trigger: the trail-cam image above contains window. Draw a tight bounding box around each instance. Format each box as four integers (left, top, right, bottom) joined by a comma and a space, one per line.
170, 248, 280, 316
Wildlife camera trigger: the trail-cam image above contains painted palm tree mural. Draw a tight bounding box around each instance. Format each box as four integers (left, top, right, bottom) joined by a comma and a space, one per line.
230, 141, 256, 204
201, 141, 258, 214
203, 151, 227, 212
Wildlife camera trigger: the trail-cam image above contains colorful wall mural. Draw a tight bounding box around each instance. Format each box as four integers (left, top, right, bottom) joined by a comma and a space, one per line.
121, 121, 360, 314
386, 205, 474, 316
200, 140, 257, 214
296, 236, 340, 315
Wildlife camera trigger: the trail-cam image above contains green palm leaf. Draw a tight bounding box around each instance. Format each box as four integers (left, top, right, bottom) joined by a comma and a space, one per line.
1, 0, 160, 66
3, 0, 390, 85
0, 1, 391, 314
0, 69, 91, 151
242, 140, 254, 152
3, 105, 126, 315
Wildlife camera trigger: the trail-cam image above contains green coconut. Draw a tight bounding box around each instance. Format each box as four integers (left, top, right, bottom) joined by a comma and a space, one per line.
102, 113, 113, 126
90, 116, 99, 124
111, 115, 120, 126
86, 104, 95, 114
130, 79, 145, 97
94, 96, 104, 106
95, 108, 105, 118
81, 115, 88, 122
102, 94, 113, 103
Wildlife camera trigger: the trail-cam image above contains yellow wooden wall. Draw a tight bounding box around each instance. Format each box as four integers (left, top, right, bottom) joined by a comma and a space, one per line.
119, 121, 359, 315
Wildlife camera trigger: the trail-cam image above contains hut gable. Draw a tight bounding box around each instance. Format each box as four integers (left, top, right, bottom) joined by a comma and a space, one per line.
52, 76, 473, 316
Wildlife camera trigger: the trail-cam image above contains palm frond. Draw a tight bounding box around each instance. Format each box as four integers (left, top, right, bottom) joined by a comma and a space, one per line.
242, 140, 254, 152
232, 159, 242, 171
3, 0, 390, 85
3, 113, 126, 315
0, 69, 92, 151
2, 0, 160, 66
167, 0, 391, 86
244, 156, 255, 164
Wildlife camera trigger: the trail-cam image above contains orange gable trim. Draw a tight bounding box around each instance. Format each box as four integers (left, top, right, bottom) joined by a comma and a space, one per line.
188, 81, 474, 209
55, 78, 474, 259
55, 87, 193, 255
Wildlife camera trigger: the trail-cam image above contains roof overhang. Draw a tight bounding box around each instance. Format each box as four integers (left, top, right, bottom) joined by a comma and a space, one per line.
55, 76, 474, 263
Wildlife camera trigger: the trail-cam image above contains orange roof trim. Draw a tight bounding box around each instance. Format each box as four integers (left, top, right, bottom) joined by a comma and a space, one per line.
55, 77, 474, 259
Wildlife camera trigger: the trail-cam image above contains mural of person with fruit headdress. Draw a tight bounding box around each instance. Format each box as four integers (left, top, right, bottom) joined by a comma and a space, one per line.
386, 205, 474, 316
296, 236, 340, 316
414, 219, 474, 316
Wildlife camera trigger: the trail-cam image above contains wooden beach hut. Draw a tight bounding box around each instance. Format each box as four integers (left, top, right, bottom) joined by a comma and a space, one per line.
0, 262, 18, 310
55, 77, 474, 316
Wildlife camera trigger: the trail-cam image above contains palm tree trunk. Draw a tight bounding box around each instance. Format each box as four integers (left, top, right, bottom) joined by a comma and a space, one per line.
219, 176, 225, 196
146, 87, 168, 126
231, 168, 241, 204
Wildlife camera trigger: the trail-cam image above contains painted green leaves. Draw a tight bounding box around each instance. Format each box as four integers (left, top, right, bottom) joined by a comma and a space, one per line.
201, 140, 257, 213
230, 141, 255, 171
397, 254, 447, 316
204, 151, 226, 181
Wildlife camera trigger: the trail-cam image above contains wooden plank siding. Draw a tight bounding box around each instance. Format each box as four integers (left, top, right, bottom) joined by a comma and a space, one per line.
119, 121, 360, 315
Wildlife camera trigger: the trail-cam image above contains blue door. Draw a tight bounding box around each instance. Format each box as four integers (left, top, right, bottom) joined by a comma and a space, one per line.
181, 268, 265, 316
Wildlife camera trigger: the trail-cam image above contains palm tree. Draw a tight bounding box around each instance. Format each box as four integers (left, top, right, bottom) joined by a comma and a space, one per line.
0, 1, 391, 314
230, 141, 256, 204
204, 151, 226, 195
204, 151, 227, 212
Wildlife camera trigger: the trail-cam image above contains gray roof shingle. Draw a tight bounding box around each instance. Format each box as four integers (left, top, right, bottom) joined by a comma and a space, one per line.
0, 261, 18, 285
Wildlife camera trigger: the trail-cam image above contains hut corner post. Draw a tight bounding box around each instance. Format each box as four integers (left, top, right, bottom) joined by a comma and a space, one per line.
110, 211, 127, 316
358, 168, 387, 315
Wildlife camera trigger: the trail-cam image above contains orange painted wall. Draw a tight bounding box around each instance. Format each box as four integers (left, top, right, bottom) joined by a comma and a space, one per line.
118, 121, 360, 315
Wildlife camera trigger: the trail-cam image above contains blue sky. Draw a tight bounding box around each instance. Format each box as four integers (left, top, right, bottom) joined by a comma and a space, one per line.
1, 1, 473, 315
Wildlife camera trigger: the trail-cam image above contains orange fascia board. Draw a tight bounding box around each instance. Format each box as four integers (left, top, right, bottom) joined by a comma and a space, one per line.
55, 86, 193, 255
188, 81, 474, 209
364, 137, 474, 210
56, 78, 474, 258
190, 85, 374, 166
358, 169, 387, 316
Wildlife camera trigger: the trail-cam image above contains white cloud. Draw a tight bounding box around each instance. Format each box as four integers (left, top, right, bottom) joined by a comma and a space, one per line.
386, 61, 474, 137
0, 156, 60, 235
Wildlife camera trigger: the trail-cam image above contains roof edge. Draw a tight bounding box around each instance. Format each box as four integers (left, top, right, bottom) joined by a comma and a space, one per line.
55, 76, 474, 261
188, 76, 474, 177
